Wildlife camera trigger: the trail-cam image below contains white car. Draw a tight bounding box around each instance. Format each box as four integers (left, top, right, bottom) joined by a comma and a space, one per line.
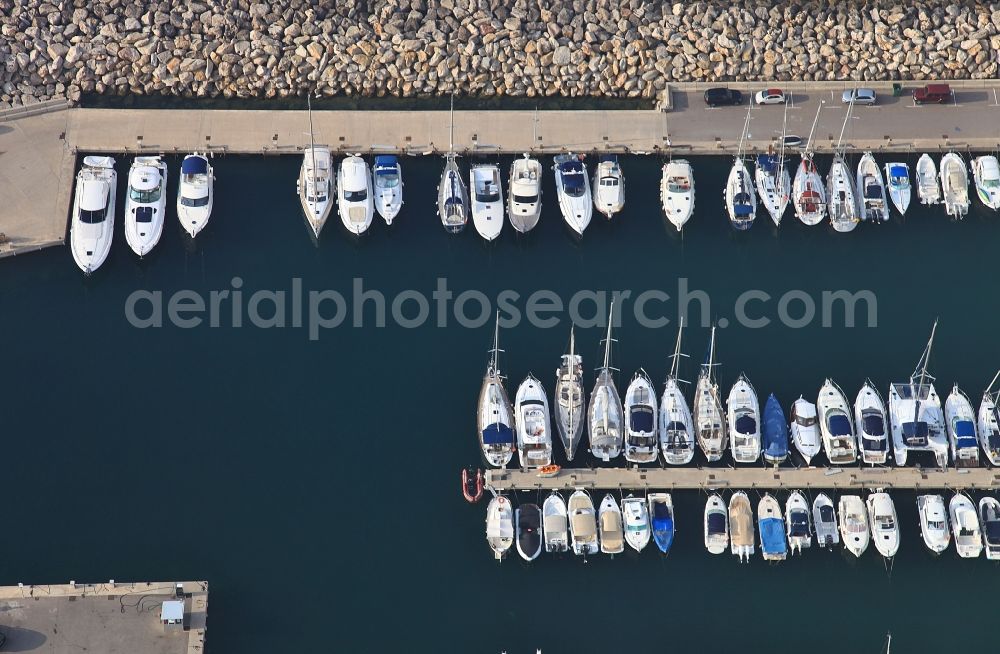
842, 88, 877, 105
754, 89, 786, 105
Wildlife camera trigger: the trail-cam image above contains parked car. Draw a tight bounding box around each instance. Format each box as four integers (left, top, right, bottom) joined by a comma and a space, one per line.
842, 88, 877, 105
913, 84, 952, 104
754, 88, 786, 105
703, 88, 743, 107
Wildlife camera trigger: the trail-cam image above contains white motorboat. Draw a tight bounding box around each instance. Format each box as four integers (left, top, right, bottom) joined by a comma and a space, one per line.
553, 153, 592, 236
978, 371, 1000, 466
598, 494, 625, 555
372, 155, 403, 225
592, 155, 625, 219
694, 327, 728, 462
124, 155, 168, 256
704, 493, 729, 555
507, 154, 542, 233
755, 150, 790, 226
866, 492, 900, 558
828, 98, 859, 232
888, 321, 949, 467
793, 103, 827, 226
659, 320, 695, 465
70, 156, 117, 274
940, 151, 970, 219
978, 496, 1000, 560
568, 490, 599, 556
470, 163, 504, 241
485, 494, 514, 559
297, 99, 333, 238
478, 315, 515, 468
857, 152, 889, 224
817, 379, 857, 465
727, 374, 761, 464
916, 153, 941, 205
622, 495, 651, 552
660, 159, 695, 231
624, 370, 658, 464
176, 153, 214, 238
813, 492, 839, 548
758, 494, 787, 562
972, 155, 1000, 209
785, 491, 812, 554
838, 494, 870, 558
945, 384, 979, 468
884, 162, 911, 216
917, 494, 951, 554
727, 101, 757, 231
588, 303, 623, 461
950, 493, 983, 558
514, 375, 553, 469
554, 326, 585, 461
790, 397, 822, 465
855, 381, 889, 465
515, 503, 542, 562
728, 491, 755, 562
337, 155, 374, 235
542, 492, 569, 553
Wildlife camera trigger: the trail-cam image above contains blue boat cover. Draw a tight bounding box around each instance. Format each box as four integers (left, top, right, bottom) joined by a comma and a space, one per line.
181, 156, 207, 174
762, 395, 789, 458
665, 421, 687, 433
735, 415, 757, 435
482, 423, 514, 445
760, 518, 787, 555
652, 507, 674, 553
890, 165, 907, 179
374, 154, 398, 170
630, 407, 654, 432
707, 512, 726, 535
828, 414, 851, 436
789, 512, 809, 537
756, 154, 778, 173
956, 420, 977, 449
990, 434, 1000, 450
734, 193, 753, 216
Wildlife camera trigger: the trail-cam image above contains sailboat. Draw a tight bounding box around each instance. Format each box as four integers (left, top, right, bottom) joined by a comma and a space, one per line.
725, 100, 757, 230
477, 314, 515, 468
793, 102, 827, 226
940, 152, 970, 219
437, 97, 469, 233
915, 154, 941, 205
588, 302, 624, 461
945, 384, 979, 467
755, 100, 791, 226
978, 370, 1000, 466
694, 327, 727, 462
624, 370, 658, 464
659, 320, 695, 465
297, 96, 333, 238
827, 96, 860, 232
888, 320, 949, 467
554, 326, 585, 461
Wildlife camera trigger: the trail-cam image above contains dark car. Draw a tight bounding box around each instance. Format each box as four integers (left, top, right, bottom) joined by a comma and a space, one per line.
913, 84, 952, 105
704, 88, 743, 107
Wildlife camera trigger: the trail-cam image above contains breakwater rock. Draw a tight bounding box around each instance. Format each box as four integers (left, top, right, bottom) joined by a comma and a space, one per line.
1, 0, 999, 107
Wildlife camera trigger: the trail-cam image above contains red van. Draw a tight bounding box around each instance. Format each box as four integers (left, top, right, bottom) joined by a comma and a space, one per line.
913, 84, 952, 104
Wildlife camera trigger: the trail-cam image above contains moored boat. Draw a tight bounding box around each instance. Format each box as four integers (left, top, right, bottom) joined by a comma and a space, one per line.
916, 153, 941, 205
838, 494, 870, 557
888, 321, 949, 468
857, 152, 890, 224
726, 101, 757, 230
124, 155, 169, 256
659, 320, 695, 465
514, 374, 553, 469
917, 494, 950, 554
972, 155, 1000, 209
554, 327, 585, 461
978, 496, 1000, 560
477, 315, 515, 468
297, 99, 333, 238
438, 98, 468, 233
588, 303, 624, 461
945, 384, 979, 468
598, 494, 625, 555
827, 154, 860, 232
758, 494, 787, 561
728, 491, 755, 561
704, 493, 729, 555
950, 493, 982, 558
507, 154, 542, 233
884, 162, 911, 216
660, 159, 695, 231
515, 503, 542, 562
486, 494, 514, 559
794, 104, 827, 226
786, 491, 811, 554
790, 397, 822, 465
855, 380, 889, 465
176, 153, 214, 238
337, 155, 374, 235
762, 394, 789, 465
372, 155, 403, 225
592, 155, 625, 219
649, 492, 675, 554
940, 151, 970, 219
70, 156, 117, 274
813, 492, 839, 548
461, 468, 483, 503
568, 490, 599, 556
817, 379, 858, 465
624, 370, 658, 464
978, 372, 1000, 465
728, 374, 761, 464
553, 153, 592, 236
543, 492, 569, 553
622, 495, 651, 552
866, 491, 900, 558
694, 327, 728, 462
470, 162, 504, 241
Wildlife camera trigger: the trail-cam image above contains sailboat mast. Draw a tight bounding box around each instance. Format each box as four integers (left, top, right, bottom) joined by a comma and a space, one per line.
778, 100, 789, 199
603, 301, 615, 370
736, 101, 752, 160
987, 369, 1000, 397
805, 101, 823, 155
490, 311, 500, 373
307, 94, 318, 202
669, 317, 684, 380
836, 96, 854, 155
914, 319, 938, 387
449, 94, 455, 154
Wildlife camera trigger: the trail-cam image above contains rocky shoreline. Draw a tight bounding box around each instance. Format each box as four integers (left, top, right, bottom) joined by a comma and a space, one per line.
2, 0, 999, 107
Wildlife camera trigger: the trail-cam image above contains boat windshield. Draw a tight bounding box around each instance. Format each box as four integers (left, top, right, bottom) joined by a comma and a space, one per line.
129, 186, 161, 203
345, 189, 368, 202
376, 172, 399, 188
795, 413, 817, 427
818, 505, 835, 522
181, 195, 210, 207
983, 177, 1000, 189
513, 193, 538, 204
79, 207, 107, 224
667, 177, 690, 193
476, 188, 500, 203
600, 176, 619, 187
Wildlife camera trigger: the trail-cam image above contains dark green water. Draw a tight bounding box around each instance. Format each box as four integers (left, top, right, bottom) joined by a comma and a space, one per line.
2, 153, 998, 653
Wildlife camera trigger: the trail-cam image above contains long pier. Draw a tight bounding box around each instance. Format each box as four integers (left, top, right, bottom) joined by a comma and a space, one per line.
486, 465, 1000, 492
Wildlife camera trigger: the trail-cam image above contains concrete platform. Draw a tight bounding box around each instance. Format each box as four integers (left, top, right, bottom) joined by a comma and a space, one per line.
0, 581, 207, 654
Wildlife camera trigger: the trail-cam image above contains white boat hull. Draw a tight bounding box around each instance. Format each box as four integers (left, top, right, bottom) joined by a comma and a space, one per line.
70, 156, 117, 274
124, 156, 169, 256
916, 153, 941, 205
660, 160, 695, 231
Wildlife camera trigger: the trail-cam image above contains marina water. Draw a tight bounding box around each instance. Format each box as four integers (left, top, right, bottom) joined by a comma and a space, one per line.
2, 153, 999, 653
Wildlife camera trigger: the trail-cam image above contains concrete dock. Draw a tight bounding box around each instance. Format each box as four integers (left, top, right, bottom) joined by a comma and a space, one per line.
486, 465, 1000, 492
0, 580, 208, 654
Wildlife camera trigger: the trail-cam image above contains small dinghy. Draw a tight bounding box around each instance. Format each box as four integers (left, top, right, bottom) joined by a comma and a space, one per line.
917, 494, 950, 554
786, 491, 812, 554
818, 379, 857, 465
515, 375, 553, 469
660, 159, 695, 230
884, 162, 911, 216
945, 385, 979, 468
660, 321, 695, 465
855, 381, 888, 465
978, 496, 1000, 560
461, 468, 483, 503
622, 495, 651, 552
790, 397, 822, 465
758, 494, 787, 561
857, 152, 889, 224
486, 494, 514, 559
553, 153, 592, 236
813, 493, 839, 548
978, 374, 1000, 466
940, 151, 970, 219
470, 163, 505, 241
866, 491, 900, 559
694, 327, 728, 462
762, 394, 789, 465
704, 493, 729, 555
554, 327, 585, 461
838, 494, 870, 558
916, 153, 941, 205
478, 315, 515, 468
624, 370, 658, 464
649, 492, 675, 554
124, 155, 169, 256
568, 490, 599, 556
588, 303, 624, 461
537, 464, 560, 478
598, 494, 625, 555
728, 374, 761, 464
972, 155, 1000, 210
337, 155, 374, 236
177, 153, 214, 237
70, 156, 117, 274
729, 491, 755, 561
950, 493, 982, 558
507, 154, 542, 233
515, 503, 543, 562
372, 155, 403, 225
542, 492, 569, 553
592, 155, 625, 219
